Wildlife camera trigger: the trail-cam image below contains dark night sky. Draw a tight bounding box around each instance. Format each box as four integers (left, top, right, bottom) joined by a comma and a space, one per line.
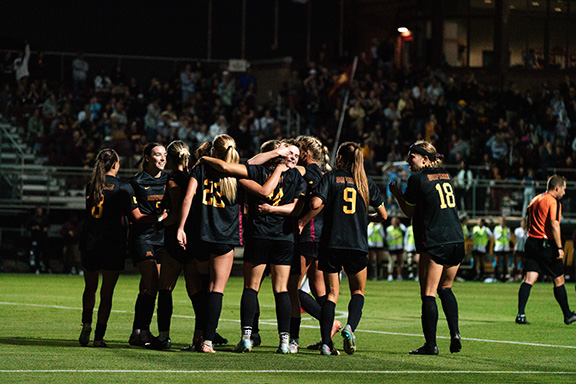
1, 0, 338, 60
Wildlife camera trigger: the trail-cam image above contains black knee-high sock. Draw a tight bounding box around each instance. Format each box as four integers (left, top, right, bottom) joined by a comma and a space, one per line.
553, 285, 572, 318
141, 293, 156, 331
191, 291, 207, 333
157, 289, 172, 333
94, 323, 107, 341
204, 292, 223, 341
317, 294, 327, 307
290, 317, 301, 340
421, 296, 438, 348
274, 291, 291, 334
252, 298, 260, 334
82, 309, 93, 325
320, 300, 336, 345
347, 294, 364, 332
241, 288, 258, 330
299, 289, 321, 319
132, 293, 145, 330
438, 288, 459, 336
518, 282, 532, 314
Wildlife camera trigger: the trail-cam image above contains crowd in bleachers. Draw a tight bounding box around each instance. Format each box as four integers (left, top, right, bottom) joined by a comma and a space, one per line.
1, 41, 576, 186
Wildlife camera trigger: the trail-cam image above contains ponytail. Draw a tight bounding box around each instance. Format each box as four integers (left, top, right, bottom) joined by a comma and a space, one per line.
213, 135, 239, 204
336, 142, 369, 210
88, 148, 118, 205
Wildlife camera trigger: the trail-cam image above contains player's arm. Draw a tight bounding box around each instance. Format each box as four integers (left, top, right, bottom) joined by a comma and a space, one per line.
160, 180, 182, 228
389, 181, 415, 217
298, 196, 324, 233
551, 219, 564, 260
130, 207, 166, 224
247, 146, 291, 165
369, 204, 388, 222
177, 177, 199, 249
201, 156, 248, 178
258, 197, 304, 217
240, 163, 288, 199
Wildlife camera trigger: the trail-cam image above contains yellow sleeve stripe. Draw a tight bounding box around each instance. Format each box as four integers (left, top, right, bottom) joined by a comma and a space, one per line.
405, 201, 416, 207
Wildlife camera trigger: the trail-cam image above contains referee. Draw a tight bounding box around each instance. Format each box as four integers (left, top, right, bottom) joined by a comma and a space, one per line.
516, 175, 576, 325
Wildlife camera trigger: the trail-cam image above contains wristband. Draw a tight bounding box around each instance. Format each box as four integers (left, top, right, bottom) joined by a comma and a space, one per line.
558, 247, 563, 250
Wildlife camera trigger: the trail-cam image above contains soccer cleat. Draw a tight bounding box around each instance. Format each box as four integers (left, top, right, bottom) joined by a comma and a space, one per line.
181, 344, 196, 352
306, 341, 322, 350
213, 332, 228, 345
564, 311, 576, 325
288, 339, 299, 354
341, 325, 356, 355
199, 342, 216, 353
145, 336, 171, 350
233, 338, 253, 353
277, 341, 290, 354
79, 323, 91, 347
320, 344, 340, 356
331, 320, 343, 338
129, 330, 152, 347
93, 339, 108, 348
449, 333, 462, 353
515, 313, 529, 325
387, 274, 394, 281
181, 333, 203, 352
409, 345, 439, 355
250, 332, 262, 347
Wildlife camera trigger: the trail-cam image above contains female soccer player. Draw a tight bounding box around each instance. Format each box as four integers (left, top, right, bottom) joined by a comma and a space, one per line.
201, 139, 306, 354
389, 140, 465, 355
79, 148, 162, 347
128, 142, 168, 347
299, 142, 387, 356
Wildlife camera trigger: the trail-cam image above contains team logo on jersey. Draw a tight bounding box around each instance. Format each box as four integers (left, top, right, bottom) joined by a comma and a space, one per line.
145, 251, 154, 257
144, 186, 151, 190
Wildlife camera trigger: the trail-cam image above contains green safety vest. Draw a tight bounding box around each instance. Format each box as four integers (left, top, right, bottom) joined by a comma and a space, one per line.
368, 222, 384, 244
386, 225, 404, 250
405, 225, 415, 246
494, 225, 510, 247
472, 226, 490, 247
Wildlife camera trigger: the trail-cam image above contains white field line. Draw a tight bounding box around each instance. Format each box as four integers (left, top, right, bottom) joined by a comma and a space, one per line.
1, 301, 575, 350
0, 370, 575, 375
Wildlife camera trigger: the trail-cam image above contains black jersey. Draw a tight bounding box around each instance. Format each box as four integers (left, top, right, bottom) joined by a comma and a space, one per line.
80, 175, 138, 253
314, 169, 384, 252
244, 164, 306, 242
190, 163, 241, 245
299, 163, 324, 243
130, 170, 168, 244
164, 170, 190, 250
404, 166, 464, 252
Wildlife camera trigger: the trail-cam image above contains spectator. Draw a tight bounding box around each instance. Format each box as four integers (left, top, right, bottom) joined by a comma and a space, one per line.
72, 52, 89, 94
13, 42, 31, 93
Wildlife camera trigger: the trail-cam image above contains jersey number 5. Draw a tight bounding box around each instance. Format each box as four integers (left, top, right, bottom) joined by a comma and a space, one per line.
435, 182, 456, 209
202, 180, 225, 208
343, 187, 356, 214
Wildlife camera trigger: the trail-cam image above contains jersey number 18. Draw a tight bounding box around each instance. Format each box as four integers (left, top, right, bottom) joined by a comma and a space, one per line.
435, 182, 456, 209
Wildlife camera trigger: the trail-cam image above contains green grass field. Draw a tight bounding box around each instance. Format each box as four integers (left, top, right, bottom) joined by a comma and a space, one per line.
1, 273, 575, 383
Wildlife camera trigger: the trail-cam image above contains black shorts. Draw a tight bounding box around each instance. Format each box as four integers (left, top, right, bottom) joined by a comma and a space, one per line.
130, 237, 164, 265
424, 243, 465, 266
296, 242, 319, 259
318, 248, 368, 275
195, 241, 235, 262
523, 237, 564, 278
82, 249, 125, 272
243, 239, 294, 266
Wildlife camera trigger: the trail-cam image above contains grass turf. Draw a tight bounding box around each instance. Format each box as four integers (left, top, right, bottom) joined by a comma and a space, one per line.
0, 273, 575, 383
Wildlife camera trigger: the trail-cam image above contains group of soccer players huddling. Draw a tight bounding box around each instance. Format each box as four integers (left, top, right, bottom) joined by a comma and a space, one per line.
78, 134, 388, 356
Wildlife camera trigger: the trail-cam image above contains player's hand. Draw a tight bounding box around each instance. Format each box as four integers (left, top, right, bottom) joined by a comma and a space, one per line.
177, 228, 187, 250
275, 146, 291, 158
558, 249, 565, 260
275, 163, 289, 172
257, 203, 272, 214
297, 220, 305, 234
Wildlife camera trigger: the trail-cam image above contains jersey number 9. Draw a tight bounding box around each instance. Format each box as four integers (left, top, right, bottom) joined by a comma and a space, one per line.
435, 182, 456, 209
343, 187, 356, 214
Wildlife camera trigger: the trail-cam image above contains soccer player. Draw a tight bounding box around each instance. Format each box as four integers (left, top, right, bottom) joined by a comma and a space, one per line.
128, 143, 168, 347
79, 148, 162, 347
493, 217, 512, 281
390, 140, 465, 355
299, 142, 387, 356
515, 175, 576, 325
200, 139, 304, 354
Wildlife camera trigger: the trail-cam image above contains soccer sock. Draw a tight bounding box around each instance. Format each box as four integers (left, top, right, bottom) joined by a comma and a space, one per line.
347, 294, 365, 332
157, 289, 172, 333
438, 288, 459, 336
518, 282, 532, 314
81, 309, 93, 325
94, 323, 107, 341
290, 316, 301, 340
200, 273, 210, 293
299, 289, 321, 320
317, 294, 327, 307
241, 288, 259, 329
190, 291, 207, 333
274, 291, 291, 334
553, 285, 572, 318
320, 300, 336, 345
141, 293, 156, 331
421, 296, 438, 348
204, 292, 224, 342
132, 293, 145, 331
252, 299, 261, 335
